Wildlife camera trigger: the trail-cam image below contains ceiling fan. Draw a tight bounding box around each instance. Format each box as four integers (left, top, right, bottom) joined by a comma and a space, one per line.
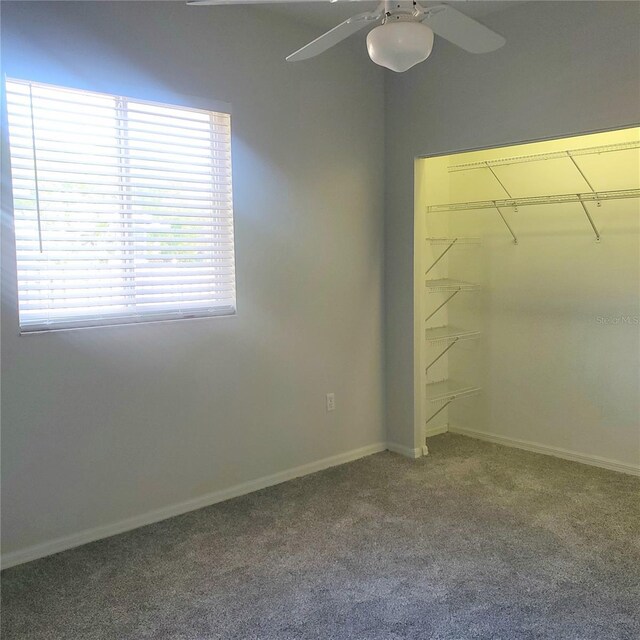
187, 1, 506, 72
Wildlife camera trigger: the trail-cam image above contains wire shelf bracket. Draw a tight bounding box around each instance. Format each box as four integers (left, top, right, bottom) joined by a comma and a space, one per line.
425, 338, 459, 373
494, 202, 518, 244
486, 162, 514, 199
425, 399, 452, 426
577, 195, 601, 242
425, 237, 458, 275
425, 289, 459, 322
567, 154, 601, 241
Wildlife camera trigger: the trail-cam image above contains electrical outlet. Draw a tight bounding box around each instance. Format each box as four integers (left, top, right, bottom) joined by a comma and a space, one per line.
326, 392, 335, 412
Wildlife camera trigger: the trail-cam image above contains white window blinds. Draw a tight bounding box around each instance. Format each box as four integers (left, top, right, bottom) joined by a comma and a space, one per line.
6, 79, 236, 332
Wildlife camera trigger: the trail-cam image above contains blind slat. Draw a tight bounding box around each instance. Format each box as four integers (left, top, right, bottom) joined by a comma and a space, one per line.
14, 177, 229, 192
19, 274, 236, 288
18, 267, 235, 279
16, 260, 234, 268
10, 167, 231, 186
9, 148, 229, 170
19, 283, 235, 301
8, 109, 228, 137
7, 134, 231, 161
17, 225, 232, 235
7, 89, 227, 126
13, 185, 231, 201
20, 292, 235, 311
6, 97, 229, 124
19, 308, 236, 332
14, 197, 230, 211
14, 210, 232, 224
8, 124, 230, 151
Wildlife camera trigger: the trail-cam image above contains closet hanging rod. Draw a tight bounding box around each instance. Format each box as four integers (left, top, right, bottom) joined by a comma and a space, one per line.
447, 140, 640, 172
426, 188, 640, 213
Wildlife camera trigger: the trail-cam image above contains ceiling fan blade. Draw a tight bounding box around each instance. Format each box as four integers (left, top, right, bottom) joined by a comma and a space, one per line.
286, 10, 383, 62
188, 1, 355, 5
422, 4, 506, 54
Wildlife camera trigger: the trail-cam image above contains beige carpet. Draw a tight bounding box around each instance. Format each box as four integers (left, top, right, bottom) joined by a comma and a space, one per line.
2, 434, 639, 639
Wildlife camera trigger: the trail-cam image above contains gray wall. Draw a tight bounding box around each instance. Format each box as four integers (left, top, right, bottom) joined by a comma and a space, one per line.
385, 1, 640, 449
1, 1, 385, 556
3, 0, 639, 563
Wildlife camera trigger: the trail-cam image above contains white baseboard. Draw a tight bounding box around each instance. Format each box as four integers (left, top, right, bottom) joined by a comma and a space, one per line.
386, 441, 423, 459
1, 441, 387, 570
8, 429, 634, 570
425, 425, 449, 438
387, 427, 448, 458
448, 426, 640, 477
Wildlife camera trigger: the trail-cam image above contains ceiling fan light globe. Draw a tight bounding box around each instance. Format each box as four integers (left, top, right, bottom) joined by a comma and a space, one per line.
366, 22, 434, 72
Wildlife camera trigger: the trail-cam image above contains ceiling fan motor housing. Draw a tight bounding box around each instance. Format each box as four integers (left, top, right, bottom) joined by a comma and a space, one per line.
368, 2, 435, 73
383, 1, 423, 23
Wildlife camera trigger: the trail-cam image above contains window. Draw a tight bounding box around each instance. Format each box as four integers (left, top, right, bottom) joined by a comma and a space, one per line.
6, 79, 236, 332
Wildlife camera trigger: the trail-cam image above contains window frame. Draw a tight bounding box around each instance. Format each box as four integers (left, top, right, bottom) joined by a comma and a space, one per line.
4, 78, 238, 334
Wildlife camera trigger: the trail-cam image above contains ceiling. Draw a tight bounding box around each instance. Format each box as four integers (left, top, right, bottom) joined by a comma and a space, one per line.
264, 1, 526, 31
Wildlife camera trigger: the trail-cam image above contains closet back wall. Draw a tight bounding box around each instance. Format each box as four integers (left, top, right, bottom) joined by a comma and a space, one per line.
1, 1, 385, 564
385, 0, 640, 460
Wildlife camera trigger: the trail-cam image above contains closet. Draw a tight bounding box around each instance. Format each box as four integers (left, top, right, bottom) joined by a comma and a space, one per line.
414, 127, 640, 470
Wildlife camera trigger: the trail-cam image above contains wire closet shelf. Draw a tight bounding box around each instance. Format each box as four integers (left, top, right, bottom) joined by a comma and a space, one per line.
424, 380, 482, 426
446, 140, 640, 172
426, 139, 640, 243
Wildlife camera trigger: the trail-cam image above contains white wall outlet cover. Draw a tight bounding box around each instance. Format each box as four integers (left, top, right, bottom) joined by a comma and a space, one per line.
326, 393, 335, 412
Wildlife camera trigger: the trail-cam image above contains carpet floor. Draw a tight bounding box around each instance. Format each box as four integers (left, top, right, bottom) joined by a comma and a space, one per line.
2, 434, 639, 639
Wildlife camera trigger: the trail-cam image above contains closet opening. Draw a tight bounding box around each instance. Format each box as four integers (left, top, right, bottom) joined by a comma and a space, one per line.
414, 127, 640, 462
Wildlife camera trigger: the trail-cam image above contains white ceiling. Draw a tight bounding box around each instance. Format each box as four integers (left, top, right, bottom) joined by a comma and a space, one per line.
264, 1, 525, 31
